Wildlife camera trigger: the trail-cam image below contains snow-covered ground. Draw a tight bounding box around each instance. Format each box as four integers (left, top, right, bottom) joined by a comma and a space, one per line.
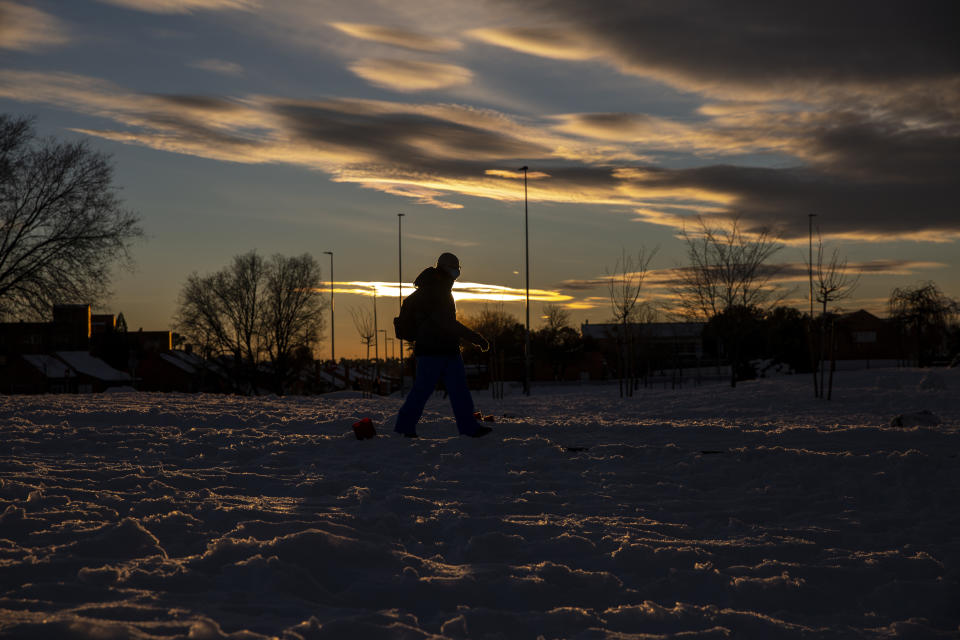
1, 369, 958, 639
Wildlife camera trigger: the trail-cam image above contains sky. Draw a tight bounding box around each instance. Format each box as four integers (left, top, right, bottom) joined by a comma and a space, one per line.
1, 0, 957, 358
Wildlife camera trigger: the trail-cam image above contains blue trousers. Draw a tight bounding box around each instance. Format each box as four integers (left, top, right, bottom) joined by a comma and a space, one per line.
395, 354, 479, 435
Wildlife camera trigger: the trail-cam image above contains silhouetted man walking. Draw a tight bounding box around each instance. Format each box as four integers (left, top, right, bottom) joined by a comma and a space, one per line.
394, 252, 492, 438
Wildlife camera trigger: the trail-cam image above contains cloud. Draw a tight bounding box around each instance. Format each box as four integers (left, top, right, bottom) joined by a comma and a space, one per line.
559, 278, 608, 291
188, 58, 244, 76
405, 233, 478, 248
561, 260, 946, 294
3, 69, 958, 244
468, 26, 598, 61
800, 114, 960, 183
485, 169, 550, 180
329, 22, 461, 52
550, 111, 798, 157
347, 58, 473, 92
239, 1, 495, 58
271, 98, 549, 161
624, 160, 960, 243
473, 1, 958, 101
0, 1, 69, 51
777, 260, 947, 279
97, 0, 256, 12
563, 301, 601, 310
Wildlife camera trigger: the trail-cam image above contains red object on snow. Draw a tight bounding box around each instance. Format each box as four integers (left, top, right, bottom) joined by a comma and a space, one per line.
473, 411, 496, 423
483, 415, 496, 422
352, 418, 376, 440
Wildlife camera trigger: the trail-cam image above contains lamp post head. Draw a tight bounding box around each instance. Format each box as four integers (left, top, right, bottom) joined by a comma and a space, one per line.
323, 250, 333, 256
518, 166, 528, 172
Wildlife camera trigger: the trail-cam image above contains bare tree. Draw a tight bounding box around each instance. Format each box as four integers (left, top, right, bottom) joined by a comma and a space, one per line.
606, 246, 656, 397
216, 251, 266, 366
175, 252, 266, 392
262, 253, 326, 394
537, 303, 579, 382
175, 273, 228, 359
809, 235, 860, 399
465, 305, 519, 344
673, 216, 786, 386
175, 250, 325, 394
889, 282, 959, 367
350, 305, 376, 365
0, 115, 142, 319
674, 216, 785, 319
543, 304, 571, 333
462, 305, 520, 400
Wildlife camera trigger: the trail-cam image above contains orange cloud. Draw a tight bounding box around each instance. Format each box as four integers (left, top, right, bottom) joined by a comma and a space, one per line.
561, 259, 947, 303
96, 0, 256, 12
485, 169, 551, 180
330, 22, 461, 52
348, 58, 473, 92
468, 27, 598, 62
551, 111, 802, 157
0, 2, 69, 51
3, 70, 957, 245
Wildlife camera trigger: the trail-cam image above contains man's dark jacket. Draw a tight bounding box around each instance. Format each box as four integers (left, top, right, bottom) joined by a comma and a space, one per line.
410, 267, 481, 356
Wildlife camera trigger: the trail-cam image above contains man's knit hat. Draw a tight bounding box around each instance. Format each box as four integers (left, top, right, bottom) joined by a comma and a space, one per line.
437, 252, 460, 269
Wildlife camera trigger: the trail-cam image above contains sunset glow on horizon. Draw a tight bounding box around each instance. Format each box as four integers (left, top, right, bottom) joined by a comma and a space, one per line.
327, 281, 573, 305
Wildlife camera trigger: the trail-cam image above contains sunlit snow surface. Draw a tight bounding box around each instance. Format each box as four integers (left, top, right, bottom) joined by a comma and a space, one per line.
1, 369, 958, 639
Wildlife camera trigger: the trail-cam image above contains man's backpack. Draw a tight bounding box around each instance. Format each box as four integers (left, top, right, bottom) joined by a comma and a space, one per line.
393, 288, 424, 341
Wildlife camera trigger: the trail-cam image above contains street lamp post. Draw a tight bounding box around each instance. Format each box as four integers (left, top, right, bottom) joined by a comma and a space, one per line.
808, 214, 817, 398
519, 166, 531, 396
372, 289, 379, 381
398, 212, 405, 393
323, 251, 334, 365
808, 214, 816, 321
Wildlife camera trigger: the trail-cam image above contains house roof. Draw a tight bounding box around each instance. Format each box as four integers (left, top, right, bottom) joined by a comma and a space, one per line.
159, 352, 196, 373
835, 309, 891, 330
174, 351, 228, 378
55, 351, 132, 382
581, 322, 705, 340
22, 354, 71, 378
838, 309, 882, 323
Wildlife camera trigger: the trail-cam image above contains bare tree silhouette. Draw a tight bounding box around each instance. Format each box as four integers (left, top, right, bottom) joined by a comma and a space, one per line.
175, 251, 325, 394
889, 282, 959, 367
673, 216, 786, 387
262, 253, 326, 394
542, 304, 571, 333
462, 305, 519, 400
0, 115, 141, 319
176, 252, 265, 393
350, 305, 376, 387
808, 234, 859, 399
606, 246, 656, 397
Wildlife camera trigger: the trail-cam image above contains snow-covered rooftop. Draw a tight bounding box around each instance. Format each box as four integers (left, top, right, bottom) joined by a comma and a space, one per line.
54, 351, 131, 382
159, 352, 195, 374
21, 354, 71, 378
582, 321, 705, 340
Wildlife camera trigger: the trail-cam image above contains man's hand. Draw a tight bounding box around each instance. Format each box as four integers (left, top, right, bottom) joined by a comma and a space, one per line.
473, 335, 490, 353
